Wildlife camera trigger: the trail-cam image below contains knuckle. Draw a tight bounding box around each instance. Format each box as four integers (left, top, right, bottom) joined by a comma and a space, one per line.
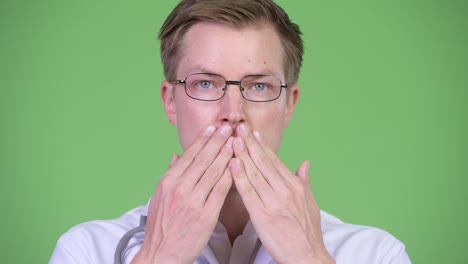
244, 184, 257, 197
172, 184, 187, 199
290, 178, 304, 192
278, 186, 294, 203
157, 176, 173, 192
252, 170, 263, 181
185, 195, 202, 209
193, 154, 212, 168
259, 155, 272, 167
185, 141, 205, 157
204, 167, 222, 184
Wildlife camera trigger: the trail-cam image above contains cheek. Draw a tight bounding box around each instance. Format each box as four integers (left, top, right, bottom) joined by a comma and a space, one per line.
247, 104, 287, 152
175, 101, 218, 150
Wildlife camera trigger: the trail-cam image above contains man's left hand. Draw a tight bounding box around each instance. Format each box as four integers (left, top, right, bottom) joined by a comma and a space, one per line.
231, 124, 335, 264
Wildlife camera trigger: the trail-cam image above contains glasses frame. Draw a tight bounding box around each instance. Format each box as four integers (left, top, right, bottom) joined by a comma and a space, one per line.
170, 73, 288, 102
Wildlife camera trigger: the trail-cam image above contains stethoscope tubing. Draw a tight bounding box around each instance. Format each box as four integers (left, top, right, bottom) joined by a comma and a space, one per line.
114, 215, 261, 264
114, 215, 147, 264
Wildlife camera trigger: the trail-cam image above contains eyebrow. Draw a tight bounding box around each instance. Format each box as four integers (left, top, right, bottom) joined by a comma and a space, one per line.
184, 66, 217, 75
184, 66, 284, 80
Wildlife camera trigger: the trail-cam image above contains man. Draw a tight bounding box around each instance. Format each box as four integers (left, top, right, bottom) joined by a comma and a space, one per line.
50, 1, 411, 263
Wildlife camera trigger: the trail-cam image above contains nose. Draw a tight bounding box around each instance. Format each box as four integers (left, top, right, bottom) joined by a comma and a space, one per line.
218, 84, 246, 128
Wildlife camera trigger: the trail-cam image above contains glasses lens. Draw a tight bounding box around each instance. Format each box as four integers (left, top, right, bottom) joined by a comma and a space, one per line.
185, 73, 225, 101
241, 75, 281, 102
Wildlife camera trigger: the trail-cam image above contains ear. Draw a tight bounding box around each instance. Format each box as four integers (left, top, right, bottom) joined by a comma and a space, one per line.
283, 83, 300, 127
160, 80, 178, 127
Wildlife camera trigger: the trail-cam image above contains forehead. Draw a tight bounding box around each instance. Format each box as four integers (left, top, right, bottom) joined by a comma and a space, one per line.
177, 22, 285, 80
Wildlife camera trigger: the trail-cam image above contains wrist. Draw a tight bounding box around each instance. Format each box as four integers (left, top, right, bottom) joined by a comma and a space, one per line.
130, 250, 152, 264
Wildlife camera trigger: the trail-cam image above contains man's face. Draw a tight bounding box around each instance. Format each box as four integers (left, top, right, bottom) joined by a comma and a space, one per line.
161, 22, 299, 153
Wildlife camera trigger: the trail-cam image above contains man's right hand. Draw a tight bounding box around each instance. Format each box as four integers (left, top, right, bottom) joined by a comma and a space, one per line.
131, 125, 234, 264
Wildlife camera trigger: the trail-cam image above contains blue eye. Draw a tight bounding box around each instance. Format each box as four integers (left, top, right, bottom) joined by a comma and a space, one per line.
253, 83, 266, 91
199, 81, 212, 89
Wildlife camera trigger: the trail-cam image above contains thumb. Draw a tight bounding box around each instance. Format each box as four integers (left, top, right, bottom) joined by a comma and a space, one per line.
296, 160, 310, 182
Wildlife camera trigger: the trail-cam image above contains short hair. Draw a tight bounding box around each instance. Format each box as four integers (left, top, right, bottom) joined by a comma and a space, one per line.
158, 0, 304, 85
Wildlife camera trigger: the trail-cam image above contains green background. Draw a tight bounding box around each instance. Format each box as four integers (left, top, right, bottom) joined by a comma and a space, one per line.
1, 1, 467, 263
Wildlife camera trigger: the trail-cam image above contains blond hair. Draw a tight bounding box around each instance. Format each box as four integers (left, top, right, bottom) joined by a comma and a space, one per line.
158, 0, 303, 85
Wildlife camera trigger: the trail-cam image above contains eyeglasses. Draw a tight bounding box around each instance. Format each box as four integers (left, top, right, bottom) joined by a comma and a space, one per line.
170, 73, 288, 102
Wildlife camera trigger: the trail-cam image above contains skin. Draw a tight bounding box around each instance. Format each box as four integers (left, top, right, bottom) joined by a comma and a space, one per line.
132, 22, 334, 263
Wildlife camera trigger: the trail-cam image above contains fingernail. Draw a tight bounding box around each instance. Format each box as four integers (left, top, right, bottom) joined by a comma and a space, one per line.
204, 125, 216, 136
235, 137, 244, 150
220, 125, 232, 136
253, 131, 262, 141
239, 124, 249, 135
225, 137, 234, 148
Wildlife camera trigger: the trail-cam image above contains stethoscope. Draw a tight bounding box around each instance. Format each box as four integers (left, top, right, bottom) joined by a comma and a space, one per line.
114, 215, 147, 264
114, 215, 261, 264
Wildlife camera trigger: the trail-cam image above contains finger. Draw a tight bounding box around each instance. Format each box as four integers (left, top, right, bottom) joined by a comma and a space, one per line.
192, 137, 234, 204
236, 124, 286, 190
145, 187, 166, 248
204, 167, 233, 214
231, 158, 264, 210
252, 129, 297, 183
295, 160, 320, 219
183, 125, 233, 188
166, 125, 217, 178
232, 137, 273, 200
295, 160, 310, 182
